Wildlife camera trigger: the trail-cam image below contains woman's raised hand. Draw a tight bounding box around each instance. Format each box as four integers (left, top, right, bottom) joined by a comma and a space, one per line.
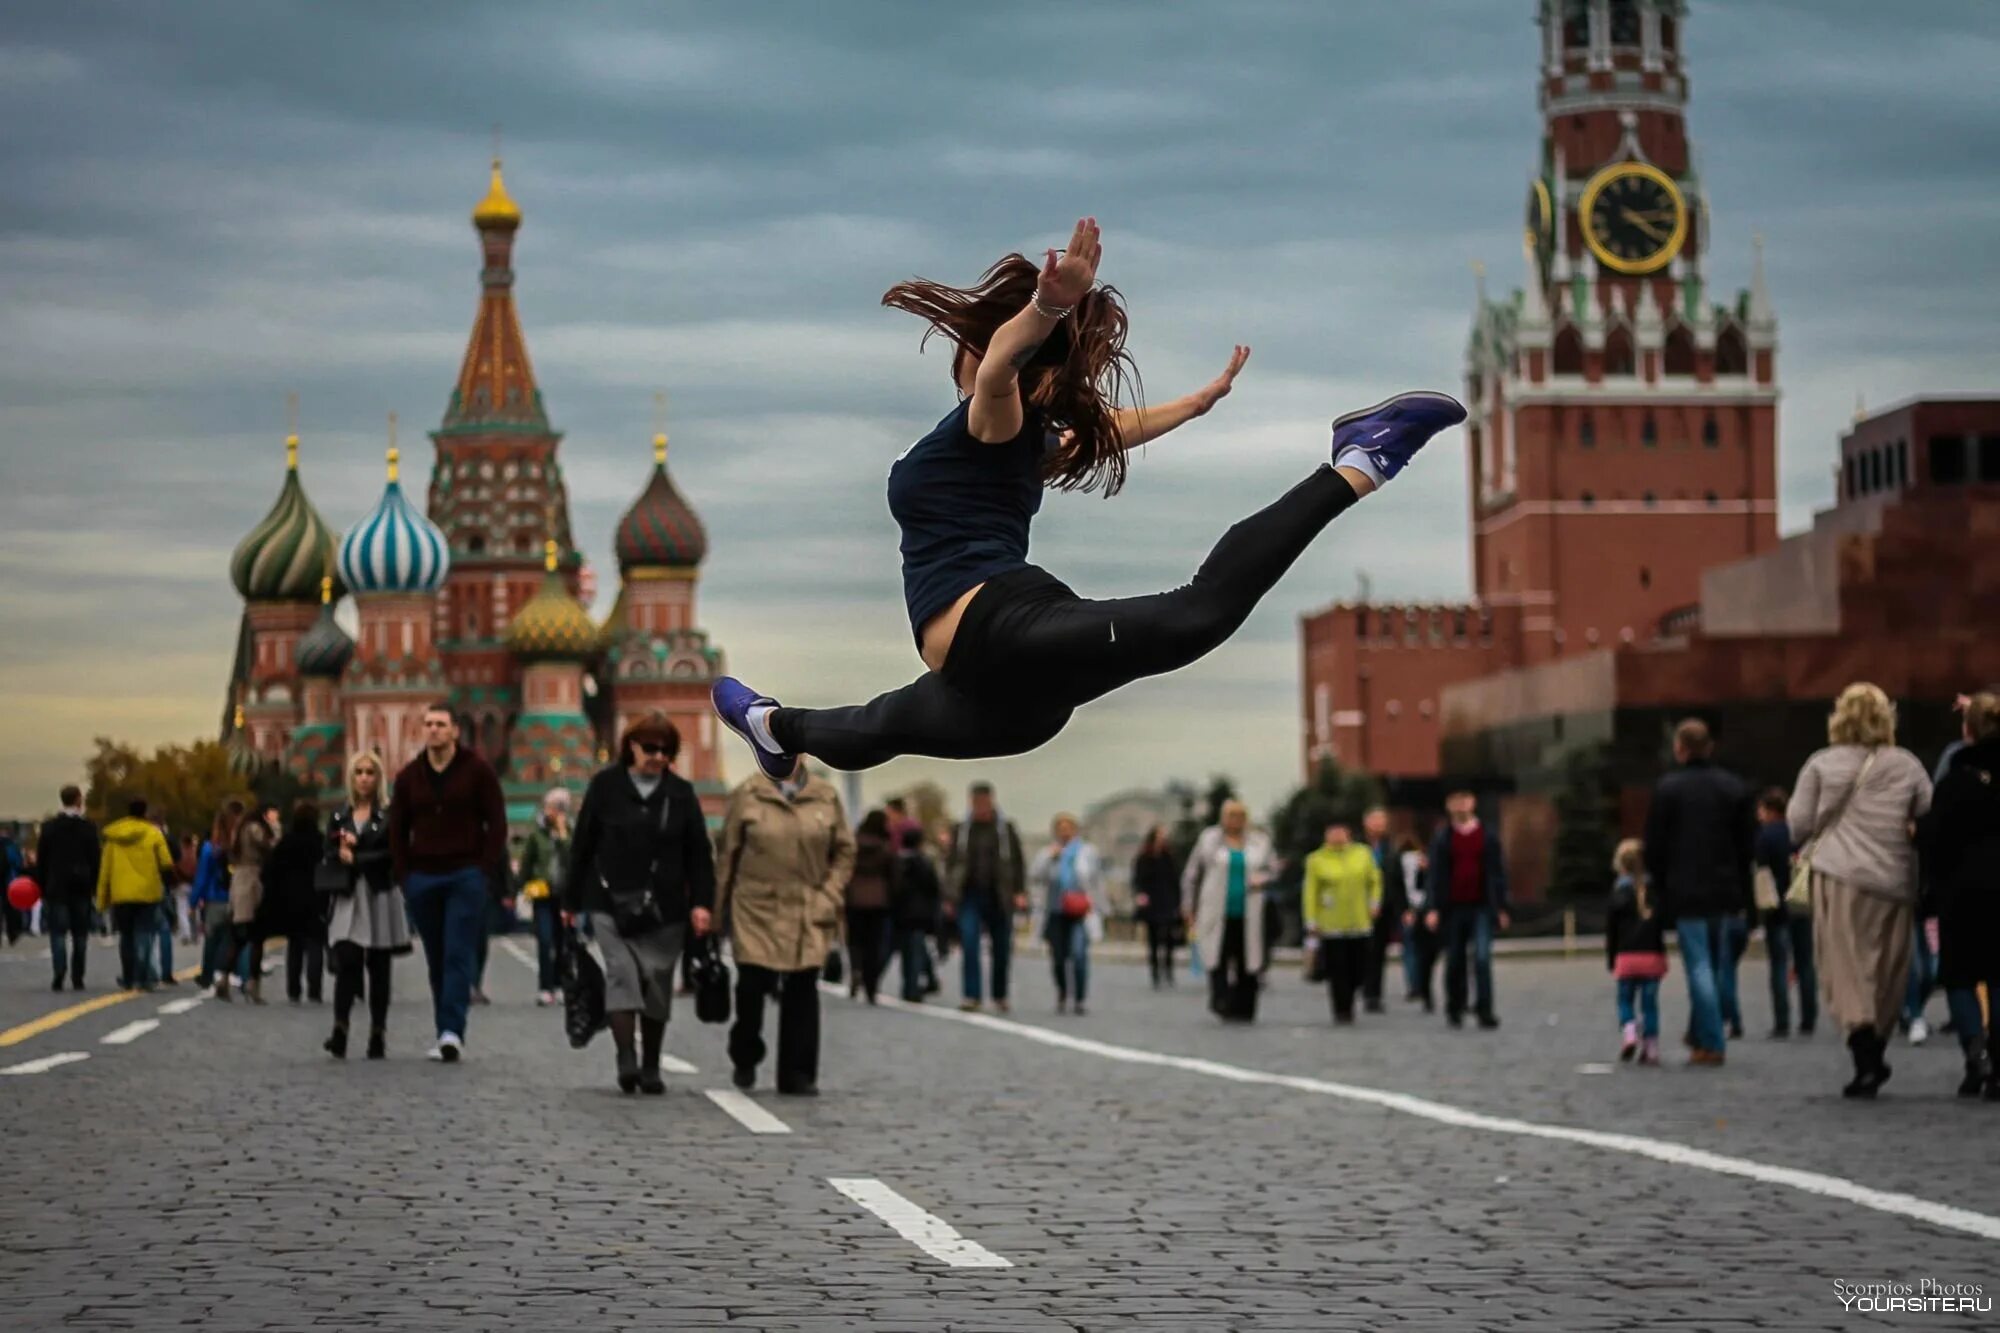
1038, 216, 1101, 309
1191, 345, 1251, 416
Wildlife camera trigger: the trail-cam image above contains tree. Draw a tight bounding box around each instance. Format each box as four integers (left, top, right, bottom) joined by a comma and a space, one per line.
1550, 746, 1617, 905
1166, 774, 1237, 865
84, 736, 255, 840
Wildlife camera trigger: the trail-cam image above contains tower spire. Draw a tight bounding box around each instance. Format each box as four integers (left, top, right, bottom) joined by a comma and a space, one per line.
443, 152, 546, 433
386, 411, 399, 482
653, 391, 668, 465
1747, 230, 1775, 330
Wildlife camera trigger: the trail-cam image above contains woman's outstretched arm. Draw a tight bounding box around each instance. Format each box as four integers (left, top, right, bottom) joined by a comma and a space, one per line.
1113, 345, 1250, 451
968, 217, 1102, 444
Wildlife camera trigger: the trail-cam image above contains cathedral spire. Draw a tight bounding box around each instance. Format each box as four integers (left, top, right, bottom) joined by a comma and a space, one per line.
441, 154, 548, 434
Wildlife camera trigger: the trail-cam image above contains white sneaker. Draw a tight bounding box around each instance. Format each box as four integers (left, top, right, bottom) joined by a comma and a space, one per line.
536, 990, 556, 1007
1909, 1016, 1930, 1046
426, 1032, 463, 1062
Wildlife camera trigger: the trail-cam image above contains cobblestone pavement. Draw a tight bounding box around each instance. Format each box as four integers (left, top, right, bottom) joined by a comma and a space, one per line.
3, 933, 1996, 1330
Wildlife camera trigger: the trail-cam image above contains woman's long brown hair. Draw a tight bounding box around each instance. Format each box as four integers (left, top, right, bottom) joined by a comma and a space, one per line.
882, 253, 1141, 494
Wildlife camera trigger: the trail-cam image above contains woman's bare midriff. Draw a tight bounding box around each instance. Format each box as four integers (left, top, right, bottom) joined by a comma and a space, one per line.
919, 581, 985, 675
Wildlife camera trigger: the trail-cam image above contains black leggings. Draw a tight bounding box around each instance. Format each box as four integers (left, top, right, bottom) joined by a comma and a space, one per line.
772, 466, 1359, 769
331, 942, 391, 1032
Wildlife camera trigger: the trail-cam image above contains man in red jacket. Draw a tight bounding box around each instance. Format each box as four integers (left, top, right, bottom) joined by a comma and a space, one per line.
390, 703, 508, 1062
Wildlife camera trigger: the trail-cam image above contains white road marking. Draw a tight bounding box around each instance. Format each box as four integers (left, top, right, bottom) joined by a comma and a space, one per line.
660, 1055, 698, 1075
1, 1051, 90, 1075
828, 1177, 1014, 1269
500, 939, 539, 971
158, 997, 205, 1015
100, 1019, 160, 1046
704, 1088, 792, 1135
1575, 1062, 1616, 1075
867, 992, 2000, 1244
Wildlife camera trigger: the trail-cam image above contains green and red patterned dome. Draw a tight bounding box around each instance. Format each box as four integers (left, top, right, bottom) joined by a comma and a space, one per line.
613, 434, 707, 571
296, 577, 355, 678
230, 435, 339, 602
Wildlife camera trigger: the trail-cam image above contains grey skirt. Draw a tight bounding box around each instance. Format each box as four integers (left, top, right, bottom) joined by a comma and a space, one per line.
591, 914, 685, 1023
328, 886, 413, 954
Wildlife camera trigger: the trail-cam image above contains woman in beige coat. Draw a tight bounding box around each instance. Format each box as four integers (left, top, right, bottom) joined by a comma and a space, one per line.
1788, 682, 1933, 1099
225, 804, 278, 1004
1182, 800, 1277, 1022
716, 761, 855, 1095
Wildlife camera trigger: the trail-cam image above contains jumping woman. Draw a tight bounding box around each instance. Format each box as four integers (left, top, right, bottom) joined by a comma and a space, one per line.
713, 217, 1464, 776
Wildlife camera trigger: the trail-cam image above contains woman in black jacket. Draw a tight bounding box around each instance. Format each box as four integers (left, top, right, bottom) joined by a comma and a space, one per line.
264, 801, 327, 1004
845, 810, 897, 1004
1131, 825, 1181, 988
566, 714, 717, 1095
323, 749, 411, 1059
1920, 694, 2000, 1100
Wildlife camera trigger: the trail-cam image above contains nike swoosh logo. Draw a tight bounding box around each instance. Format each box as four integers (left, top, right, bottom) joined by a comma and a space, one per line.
1108, 622, 1117, 643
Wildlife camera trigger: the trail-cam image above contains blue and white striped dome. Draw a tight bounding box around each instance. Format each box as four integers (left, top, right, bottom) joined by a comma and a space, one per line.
338, 448, 450, 595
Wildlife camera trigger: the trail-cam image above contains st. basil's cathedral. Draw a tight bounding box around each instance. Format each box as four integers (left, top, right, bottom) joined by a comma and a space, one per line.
221, 160, 728, 823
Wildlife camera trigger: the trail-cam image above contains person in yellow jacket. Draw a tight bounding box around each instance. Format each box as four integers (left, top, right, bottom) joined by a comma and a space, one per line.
97, 797, 176, 992
1302, 821, 1382, 1024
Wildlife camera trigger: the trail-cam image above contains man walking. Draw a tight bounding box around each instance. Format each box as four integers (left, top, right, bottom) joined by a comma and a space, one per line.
1359, 806, 1401, 1014
1645, 718, 1755, 1067
390, 703, 508, 1062
945, 781, 1025, 1014
1424, 791, 1510, 1029
96, 798, 174, 991
35, 786, 100, 991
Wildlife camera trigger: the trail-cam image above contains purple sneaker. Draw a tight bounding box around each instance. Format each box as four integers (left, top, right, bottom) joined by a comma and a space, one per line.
711, 677, 799, 782
1331, 391, 1467, 484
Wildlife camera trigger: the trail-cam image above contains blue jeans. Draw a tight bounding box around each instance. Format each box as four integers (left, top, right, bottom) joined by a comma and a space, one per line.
1905, 919, 1936, 1024
404, 867, 488, 1040
897, 925, 933, 1001
1047, 915, 1089, 1006
1764, 909, 1817, 1032
1718, 913, 1749, 1031
1439, 904, 1496, 1019
1946, 987, 1985, 1054
1677, 915, 1727, 1054
153, 902, 174, 985
46, 899, 91, 984
110, 903, 157, 989
532, 900, 561, 991
1616, 977, 1661, 1037
957, 896, 1013, 1003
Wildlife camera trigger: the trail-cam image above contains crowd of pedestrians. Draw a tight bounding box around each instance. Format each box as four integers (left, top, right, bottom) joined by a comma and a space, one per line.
6, 681, 1992, 1109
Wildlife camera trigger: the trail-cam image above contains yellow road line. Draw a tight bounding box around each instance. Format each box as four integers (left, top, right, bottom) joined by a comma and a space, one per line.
0, 964, 203, 1047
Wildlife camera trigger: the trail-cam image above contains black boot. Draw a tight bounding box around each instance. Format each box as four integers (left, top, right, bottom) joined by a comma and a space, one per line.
637, 1017, 667, 1096
324, 1024, 348, 1059
615, 1044, 640, 1094
1959, 1051, 1987, 1099
366, 1029, 386, 1060
1843, 1027, 1889, 1098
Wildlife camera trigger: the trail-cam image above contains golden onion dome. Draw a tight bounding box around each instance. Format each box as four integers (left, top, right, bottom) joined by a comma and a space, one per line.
506, 541, 597, 661
472, 157, 521, 228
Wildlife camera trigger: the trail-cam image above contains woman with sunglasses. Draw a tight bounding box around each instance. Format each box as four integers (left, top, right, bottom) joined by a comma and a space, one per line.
713, 216, 1463, 777
566, 714, 716, 1095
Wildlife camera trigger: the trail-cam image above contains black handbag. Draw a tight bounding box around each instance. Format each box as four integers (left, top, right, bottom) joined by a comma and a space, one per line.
821, 947, 845, 986
560, 927, 607, 1049
689, 935, 731, 1025
313, 860, 353, 898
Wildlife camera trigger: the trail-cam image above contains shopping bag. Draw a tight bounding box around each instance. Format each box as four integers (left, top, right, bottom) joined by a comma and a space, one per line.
560, 928, 607, 1049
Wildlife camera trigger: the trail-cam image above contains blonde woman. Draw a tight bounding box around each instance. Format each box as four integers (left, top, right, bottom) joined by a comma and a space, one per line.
1182, 799, 1276, 1022
323, 750, 411, 1059
1788, 683, 1933, 1099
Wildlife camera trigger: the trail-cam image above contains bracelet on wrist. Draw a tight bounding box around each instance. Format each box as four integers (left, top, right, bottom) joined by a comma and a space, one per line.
1030, 290, 1074, 320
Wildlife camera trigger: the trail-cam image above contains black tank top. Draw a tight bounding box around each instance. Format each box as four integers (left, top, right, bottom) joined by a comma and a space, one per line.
886, 400, 1048, 645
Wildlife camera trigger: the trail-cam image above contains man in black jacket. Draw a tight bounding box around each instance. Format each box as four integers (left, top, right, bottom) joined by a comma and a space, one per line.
34, 787, 101, 991
1644, 718, 1755, 1066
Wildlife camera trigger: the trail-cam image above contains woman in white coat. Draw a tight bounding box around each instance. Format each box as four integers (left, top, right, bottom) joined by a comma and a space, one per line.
1182, 799, 1277, 1022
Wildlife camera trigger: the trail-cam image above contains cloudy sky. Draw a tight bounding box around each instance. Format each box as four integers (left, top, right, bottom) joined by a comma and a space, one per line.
2, 0, 1995, 829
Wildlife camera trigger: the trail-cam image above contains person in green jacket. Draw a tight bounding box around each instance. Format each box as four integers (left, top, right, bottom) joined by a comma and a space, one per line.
1302, 821, 1382, 1024
515, 787, 573, 1008
96, 797, 175, 992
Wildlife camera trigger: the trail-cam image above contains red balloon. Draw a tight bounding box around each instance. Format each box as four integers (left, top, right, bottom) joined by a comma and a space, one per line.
6, 876, 38, 912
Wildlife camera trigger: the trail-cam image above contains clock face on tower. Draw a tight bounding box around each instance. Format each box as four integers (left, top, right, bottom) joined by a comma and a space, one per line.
1580, 163, 1688, 274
